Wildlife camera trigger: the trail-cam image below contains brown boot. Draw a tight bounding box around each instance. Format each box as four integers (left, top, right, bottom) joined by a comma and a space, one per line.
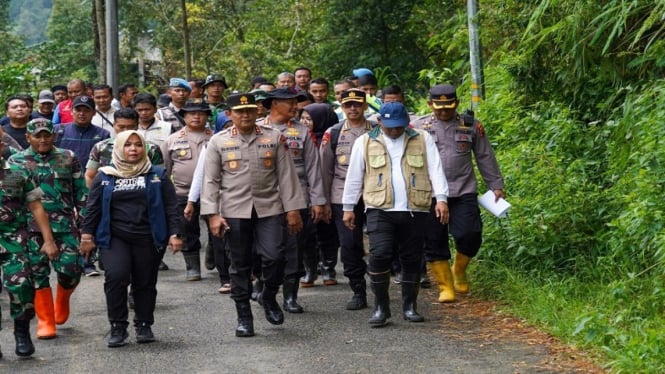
427, 260, 456, 303
452, 253, 471, 294
34, 288, 56, 339
54, 284, 76, 325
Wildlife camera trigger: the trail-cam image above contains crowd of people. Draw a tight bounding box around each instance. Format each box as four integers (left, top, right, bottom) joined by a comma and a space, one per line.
0, 66, 505, 356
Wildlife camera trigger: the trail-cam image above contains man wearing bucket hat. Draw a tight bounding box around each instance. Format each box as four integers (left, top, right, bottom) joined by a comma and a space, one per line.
342, 102, 449, 327
161, 100, 213, 281
156, 78, 192, 132
201, 92, 305, 337
412, 84, 505, 303
258, 87, 326, 314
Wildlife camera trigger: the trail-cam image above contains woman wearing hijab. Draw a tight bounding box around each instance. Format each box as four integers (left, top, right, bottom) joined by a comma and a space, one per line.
298, 103, 341, 287
300, 103, 339, 145
79, 130, 183, 348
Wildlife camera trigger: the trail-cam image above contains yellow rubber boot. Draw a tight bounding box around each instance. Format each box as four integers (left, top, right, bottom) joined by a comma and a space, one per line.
452, 253, 471, 294
54, 284, 76, 325
427, 261, 456, 303
34, 287, 56, 339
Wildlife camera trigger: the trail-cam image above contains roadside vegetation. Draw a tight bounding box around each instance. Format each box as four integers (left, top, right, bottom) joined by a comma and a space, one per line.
2, 1, 664, 371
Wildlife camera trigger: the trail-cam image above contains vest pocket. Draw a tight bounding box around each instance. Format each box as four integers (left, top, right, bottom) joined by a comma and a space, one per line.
406, 153, 424, 168
364, 172, 387, 206
408, 173, 432, 208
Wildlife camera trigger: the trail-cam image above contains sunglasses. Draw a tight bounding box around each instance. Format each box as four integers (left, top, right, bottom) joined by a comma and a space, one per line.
342, 102, 363, 108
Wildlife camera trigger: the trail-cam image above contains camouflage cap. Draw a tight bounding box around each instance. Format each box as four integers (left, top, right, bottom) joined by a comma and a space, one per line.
27, 118, 54, 135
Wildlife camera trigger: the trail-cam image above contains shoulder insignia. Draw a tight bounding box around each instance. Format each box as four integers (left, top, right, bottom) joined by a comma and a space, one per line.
178, 130, 186, 138
476, 122, 485, 137
321, 131, 331, 147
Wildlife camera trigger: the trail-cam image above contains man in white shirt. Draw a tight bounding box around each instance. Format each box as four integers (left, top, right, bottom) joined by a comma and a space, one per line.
342, 102, 449, 327
91, 84, 117, 137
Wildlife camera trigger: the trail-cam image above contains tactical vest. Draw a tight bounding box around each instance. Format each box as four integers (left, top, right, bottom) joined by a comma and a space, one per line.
362, 127, 432, 211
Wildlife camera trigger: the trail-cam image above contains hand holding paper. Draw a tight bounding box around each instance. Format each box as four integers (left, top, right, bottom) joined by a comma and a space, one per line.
478, 190, 511, 218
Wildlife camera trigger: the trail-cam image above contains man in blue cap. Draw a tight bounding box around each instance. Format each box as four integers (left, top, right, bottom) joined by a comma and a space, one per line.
156, 78, 192, 132
342, 102, 449, 327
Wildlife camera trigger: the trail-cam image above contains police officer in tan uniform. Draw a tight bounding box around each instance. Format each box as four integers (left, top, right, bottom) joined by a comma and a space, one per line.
412, 84, 505, 303
342, 102, 449, 327
320, 89, 376, 311
200, 93, 306, 337
259, 88, 326, 313
161, 100, 213, 281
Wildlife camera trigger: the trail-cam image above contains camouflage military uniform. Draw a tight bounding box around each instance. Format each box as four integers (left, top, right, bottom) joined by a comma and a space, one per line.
87, 138, 164, 170
0, 157, 42, 321
8, 147, 88, 289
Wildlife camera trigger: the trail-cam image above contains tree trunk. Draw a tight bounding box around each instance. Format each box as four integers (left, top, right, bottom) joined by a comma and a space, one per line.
180, 0, 192, 79
94, 0, 106, 83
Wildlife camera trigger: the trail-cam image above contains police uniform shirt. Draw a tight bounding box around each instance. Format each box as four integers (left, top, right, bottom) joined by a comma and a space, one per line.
257, 118, 326, 207
412, 114, 504, 197
161, 128, 212, 196
200, 125, 306, 219
156, 103, 185, 132
319, 120, 374, 204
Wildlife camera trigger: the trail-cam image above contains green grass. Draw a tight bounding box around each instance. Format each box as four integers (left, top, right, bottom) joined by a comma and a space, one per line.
473, 261, 665, 373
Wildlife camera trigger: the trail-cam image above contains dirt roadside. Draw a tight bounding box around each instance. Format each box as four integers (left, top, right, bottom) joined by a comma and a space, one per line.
428, 292, 606, 373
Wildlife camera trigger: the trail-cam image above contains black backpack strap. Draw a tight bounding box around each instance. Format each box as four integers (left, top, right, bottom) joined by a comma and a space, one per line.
329, 122, 343, 154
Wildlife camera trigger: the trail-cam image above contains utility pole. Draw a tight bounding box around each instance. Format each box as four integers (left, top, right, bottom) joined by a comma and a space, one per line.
105, 0, 119, 93
181, 0, 192, 79
467, 0, 484, 110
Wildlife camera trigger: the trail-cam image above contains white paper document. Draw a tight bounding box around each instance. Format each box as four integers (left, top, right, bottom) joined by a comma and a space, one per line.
478, 190, 511, 218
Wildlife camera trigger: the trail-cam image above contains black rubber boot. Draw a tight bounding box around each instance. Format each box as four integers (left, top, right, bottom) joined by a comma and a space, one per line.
300, 247, 318, 287
345, 278, 368, 310
368, 272, 391, 327
251, 278, 263, 303
260, 285, 284, 325
282, 278, 304, 313
401, 272, 425, 322
14, 319, 35, 357
235, 301, 255, 337
183, 252, 201, 281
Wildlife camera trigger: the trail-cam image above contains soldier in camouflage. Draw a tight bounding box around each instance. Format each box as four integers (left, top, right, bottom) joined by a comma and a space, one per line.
8, 118, 88, 340
0, 126, 58, 358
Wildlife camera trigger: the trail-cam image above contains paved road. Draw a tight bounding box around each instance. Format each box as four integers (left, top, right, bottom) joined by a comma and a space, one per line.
0, 251, 565, 373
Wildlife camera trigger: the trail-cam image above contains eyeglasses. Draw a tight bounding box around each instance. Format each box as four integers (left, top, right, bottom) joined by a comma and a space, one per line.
342, 102, 363, 108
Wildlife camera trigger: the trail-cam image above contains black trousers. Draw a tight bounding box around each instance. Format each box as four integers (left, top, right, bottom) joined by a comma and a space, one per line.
226, 210, 286, 302
423, 194, 483, 261
176, 195, 201, 253
284, 208, 312, 279
101, 235, 163, 326
365, 209, 427, 274
331, 203, 367, 281
313, 219, 340, 275
204, 217, 231, 284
